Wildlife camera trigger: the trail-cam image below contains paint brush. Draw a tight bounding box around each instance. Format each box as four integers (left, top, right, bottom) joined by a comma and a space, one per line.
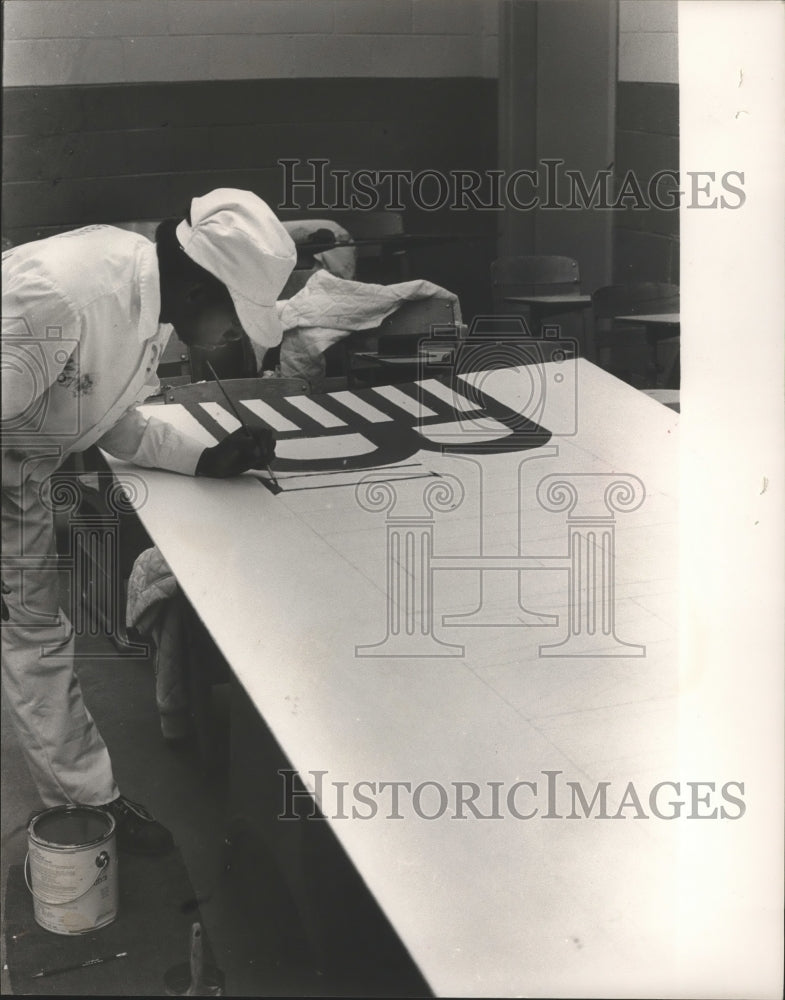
205, 362, 279, 488
186, 922, 203, 996
163, 922, 224, 996
31, 952, 128, 979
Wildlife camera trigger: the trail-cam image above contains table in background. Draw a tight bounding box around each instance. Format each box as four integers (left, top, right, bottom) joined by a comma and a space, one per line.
615, 312, 681, 388
504, 294, 594, 360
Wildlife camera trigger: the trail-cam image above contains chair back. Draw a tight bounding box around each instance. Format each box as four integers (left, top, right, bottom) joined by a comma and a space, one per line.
158, 329, 261, 389
342, 210, 404, 251
280, 218, 357, 291
162, 377, 309, 406
343, 297, 460, 387
342, 211, 408, 283
157, 330, 193, 386
491, 255, 580, 311
592, 283, 680, 388
351, 297, 459, 356
377, 296, 457, 342
281, 211, 407, 283
591, 282, 680, 320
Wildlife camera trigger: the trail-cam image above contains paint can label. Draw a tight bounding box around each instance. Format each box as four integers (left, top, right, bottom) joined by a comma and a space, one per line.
27, 806, 118, 935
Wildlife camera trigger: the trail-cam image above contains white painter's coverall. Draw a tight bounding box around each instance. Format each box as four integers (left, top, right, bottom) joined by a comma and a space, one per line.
1, 226, 207, 806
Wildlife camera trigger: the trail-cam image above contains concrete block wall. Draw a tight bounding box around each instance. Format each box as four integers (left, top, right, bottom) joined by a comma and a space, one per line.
3, 1, 501, 315
3, 0, 500, 85
618, 0, 678, 84
614, 0, 679, 283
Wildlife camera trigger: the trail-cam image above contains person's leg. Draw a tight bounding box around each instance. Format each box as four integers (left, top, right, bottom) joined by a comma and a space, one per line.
2, 476, 173, 854
1, 477, 119, 807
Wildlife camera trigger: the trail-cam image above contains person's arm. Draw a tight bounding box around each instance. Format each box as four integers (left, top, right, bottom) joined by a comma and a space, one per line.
97, 406, 276, 478
96, 407, 206, 475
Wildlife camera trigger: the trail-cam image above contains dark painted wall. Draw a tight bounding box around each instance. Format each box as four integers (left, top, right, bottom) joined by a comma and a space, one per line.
2, 77, 498, 317
497, 0, 617, 297
497, 0, 537, 261
613, 81, 679, 284
534, 0, 617, 297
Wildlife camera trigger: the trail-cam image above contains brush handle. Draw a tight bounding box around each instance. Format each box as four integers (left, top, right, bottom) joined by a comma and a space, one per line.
205, 362, 251, 435
186, 922, 204, 995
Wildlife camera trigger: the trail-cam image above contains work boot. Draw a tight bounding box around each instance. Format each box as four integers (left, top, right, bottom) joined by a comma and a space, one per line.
101, 795, 174, 856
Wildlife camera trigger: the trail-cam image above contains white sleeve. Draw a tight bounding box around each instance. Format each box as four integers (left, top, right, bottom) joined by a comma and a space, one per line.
97, 407, 207, 476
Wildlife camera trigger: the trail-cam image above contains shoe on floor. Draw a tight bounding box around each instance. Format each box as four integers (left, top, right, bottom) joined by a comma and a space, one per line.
101, 795, 174, 856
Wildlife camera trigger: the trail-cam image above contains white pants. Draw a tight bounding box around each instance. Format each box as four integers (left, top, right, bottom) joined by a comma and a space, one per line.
1, 476, 119, 807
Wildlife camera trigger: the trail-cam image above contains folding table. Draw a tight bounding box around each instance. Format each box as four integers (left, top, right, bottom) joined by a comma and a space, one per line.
104, 360, 684, 996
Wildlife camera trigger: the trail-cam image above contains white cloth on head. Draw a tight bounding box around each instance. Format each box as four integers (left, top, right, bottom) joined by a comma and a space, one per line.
177, 189, 296, 349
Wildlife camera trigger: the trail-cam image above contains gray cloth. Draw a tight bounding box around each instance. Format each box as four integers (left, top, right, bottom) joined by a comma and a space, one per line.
126, 546, 188, 739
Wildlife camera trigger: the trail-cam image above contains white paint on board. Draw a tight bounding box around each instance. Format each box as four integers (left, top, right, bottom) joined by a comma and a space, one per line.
372, 384, 437, 418
199, 401, 242, 433
275, 433, 377, 461
328, 391, 393, 423
239, 398, 300, 432
285, 395, 348, 428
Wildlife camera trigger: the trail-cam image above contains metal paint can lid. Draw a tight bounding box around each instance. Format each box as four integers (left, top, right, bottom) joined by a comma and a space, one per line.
28, 805, 115, 852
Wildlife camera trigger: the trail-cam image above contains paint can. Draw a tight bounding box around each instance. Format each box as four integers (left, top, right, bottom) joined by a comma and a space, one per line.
25, 805, 118, 935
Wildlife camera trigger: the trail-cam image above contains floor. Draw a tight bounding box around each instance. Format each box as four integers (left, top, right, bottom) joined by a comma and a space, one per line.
0, 616, 425, 997
0, 632, 271, 995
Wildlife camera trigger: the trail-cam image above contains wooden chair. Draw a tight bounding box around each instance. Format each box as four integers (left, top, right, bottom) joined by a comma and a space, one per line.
340, 211, 409, 284
491, 255, 593, 357
162, 376, 309, 407
591, 282, 680, 388
342, 297, 461, 388
156, 331, 194, 386
280, 218, 358, 300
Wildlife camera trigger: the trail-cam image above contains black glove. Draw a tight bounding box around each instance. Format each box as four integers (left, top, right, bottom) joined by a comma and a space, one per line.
196, 427, 276, 479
